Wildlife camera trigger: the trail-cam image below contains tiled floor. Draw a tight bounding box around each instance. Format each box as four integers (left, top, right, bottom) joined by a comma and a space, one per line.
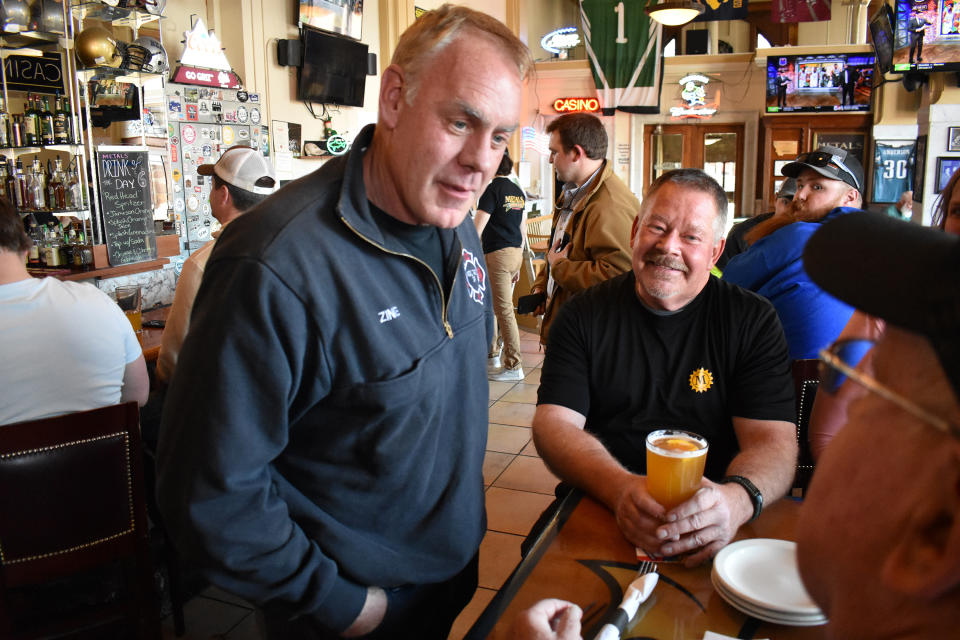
162, 327, 556, 640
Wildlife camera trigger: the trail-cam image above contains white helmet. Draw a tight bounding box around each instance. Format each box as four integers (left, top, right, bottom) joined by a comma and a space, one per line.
133, 35, 168, 74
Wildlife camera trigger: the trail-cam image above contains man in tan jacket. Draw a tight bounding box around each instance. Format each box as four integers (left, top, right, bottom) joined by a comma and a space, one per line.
530, 113, 639, 344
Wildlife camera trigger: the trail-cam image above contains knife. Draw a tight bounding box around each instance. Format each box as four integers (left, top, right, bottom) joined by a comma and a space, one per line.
593, 562, 658, 640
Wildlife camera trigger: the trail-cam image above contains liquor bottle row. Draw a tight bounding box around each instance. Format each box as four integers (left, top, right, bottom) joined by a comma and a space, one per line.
24, 220, 94, 271
2, 156, 84, 212
0, 93, 78, 148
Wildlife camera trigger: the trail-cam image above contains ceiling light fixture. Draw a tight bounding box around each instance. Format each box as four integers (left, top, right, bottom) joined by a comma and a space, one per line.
645, 1, 705, 26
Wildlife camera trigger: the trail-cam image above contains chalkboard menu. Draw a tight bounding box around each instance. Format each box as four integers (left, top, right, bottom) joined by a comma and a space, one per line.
97, 147, 157, 266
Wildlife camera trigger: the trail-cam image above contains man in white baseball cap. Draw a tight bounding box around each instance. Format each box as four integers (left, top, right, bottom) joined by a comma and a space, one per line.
156, 145, 276, 384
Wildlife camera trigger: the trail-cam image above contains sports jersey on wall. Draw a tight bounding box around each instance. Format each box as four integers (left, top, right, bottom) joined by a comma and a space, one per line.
873, 142, 915, 203
579, 0, 663, 114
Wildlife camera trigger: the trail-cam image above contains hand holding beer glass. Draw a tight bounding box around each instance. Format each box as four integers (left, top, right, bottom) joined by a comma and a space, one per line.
645, 429, 708, 510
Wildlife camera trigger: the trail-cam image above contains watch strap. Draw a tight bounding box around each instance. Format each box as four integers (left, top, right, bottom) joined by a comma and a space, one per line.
719, 475, 763, 523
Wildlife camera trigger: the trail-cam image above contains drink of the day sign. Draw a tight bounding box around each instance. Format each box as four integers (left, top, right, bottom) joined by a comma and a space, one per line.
96, 146, 157, 266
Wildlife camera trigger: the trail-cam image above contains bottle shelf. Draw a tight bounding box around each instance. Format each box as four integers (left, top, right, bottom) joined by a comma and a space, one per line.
20, 208, 90, 216
0, 144, 82, 152
0, 30, 64, 51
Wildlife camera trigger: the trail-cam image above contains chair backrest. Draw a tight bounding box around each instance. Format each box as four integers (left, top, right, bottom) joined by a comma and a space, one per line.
791, 359, 820, 493
0, 402, 159, 638
525, 213, 553, 254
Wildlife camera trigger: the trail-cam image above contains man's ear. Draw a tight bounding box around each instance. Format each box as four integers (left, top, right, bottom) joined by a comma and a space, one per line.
630, 215, 640, 249
881, 445, 960, 599
570, 144, 585, 162
377, 64, 406, 130
841, 186, 861, 208
711, 236, 726, 266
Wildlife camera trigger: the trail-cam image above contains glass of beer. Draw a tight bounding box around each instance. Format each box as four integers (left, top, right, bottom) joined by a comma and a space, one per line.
645, 429, 708, 510
115, 285, 142, 333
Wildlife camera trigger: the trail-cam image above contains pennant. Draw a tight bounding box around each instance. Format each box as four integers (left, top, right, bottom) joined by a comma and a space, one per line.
771, 0, 831, 23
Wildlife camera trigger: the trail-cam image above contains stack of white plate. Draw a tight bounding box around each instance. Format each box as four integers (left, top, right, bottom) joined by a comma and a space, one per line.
711, 538, 827, 627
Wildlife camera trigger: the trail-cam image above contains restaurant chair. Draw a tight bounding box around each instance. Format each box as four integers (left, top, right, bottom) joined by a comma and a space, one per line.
524, 213, 553, 282
791, 358, 820, 495
0, 402, 161, 639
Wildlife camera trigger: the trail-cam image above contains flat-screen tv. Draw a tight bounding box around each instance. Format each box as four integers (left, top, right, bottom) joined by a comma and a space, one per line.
891, 0, 960, 72
870, 4, 896, 73
766, 54, 875, 113
297, 24, 368, 107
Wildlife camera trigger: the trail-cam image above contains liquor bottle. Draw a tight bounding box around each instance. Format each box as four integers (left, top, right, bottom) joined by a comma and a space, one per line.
10, 115, 23, 147
73, 229, 93, 271
4, 159, 18, 206
22, 95, 38, 146
26, 219, 42, 267
0, 97, 9, 148
66, 158, 81, 209
53, 93, 69, 144
40, 96, 55, 146
62, 97, 76, 144
49, 157, 66, 210
14, 159, 27, 209
27, 158, 45, 210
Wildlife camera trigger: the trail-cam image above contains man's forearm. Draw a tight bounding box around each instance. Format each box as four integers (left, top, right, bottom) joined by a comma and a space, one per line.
532, 408, 636, 510
725, 420, 798, 511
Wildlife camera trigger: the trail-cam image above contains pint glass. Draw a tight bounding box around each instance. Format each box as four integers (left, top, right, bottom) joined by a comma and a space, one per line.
645, 429, 708, 510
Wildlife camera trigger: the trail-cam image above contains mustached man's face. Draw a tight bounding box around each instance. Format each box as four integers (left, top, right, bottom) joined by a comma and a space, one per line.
631, 182, 723, 311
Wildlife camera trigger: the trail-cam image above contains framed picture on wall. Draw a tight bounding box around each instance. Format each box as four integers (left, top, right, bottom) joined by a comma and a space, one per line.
935, 157, 960, 193
813, 131, 867, 167
913, 134, 927, 199
948, 127, 960, 153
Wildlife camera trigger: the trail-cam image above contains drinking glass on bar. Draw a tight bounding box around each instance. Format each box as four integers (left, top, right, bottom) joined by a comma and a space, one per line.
645, 429, 708, 510
114, 285, 142, 333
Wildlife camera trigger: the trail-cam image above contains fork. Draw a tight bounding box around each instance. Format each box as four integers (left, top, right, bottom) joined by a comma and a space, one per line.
593, 561, 659, 640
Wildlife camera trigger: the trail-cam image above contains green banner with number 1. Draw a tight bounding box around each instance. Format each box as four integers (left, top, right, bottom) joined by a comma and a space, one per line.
580, 0, 663, 114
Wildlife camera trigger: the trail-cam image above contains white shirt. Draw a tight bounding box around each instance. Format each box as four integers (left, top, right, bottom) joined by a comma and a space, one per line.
0, 277, 142, 425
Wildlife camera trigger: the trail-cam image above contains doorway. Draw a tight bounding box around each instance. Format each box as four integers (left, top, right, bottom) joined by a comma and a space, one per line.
643, 124, 744, 218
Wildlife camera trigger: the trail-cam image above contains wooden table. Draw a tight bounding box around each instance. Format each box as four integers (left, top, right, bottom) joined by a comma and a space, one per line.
140, 306, 169, 363
467, 491, 824, 640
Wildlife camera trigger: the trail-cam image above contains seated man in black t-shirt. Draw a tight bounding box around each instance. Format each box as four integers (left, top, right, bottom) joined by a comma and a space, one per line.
533, 169, 797, 567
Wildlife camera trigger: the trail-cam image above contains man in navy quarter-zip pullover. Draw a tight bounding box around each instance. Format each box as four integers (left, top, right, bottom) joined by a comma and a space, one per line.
156, 6, 531, 638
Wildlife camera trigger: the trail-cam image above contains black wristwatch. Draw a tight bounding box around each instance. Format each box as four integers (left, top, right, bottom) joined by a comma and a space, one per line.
719, 475, 763, 523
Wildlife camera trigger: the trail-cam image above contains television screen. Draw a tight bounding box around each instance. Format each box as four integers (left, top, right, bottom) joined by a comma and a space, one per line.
297, 25, 368, 107
891, 0, 960, 72
870, 5, 896, 73
766, 54, 875, 113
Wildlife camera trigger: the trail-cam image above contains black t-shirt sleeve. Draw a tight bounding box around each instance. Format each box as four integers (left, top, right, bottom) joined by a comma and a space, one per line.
537, 296, 593, 416
477, 180, 501, 213
729, 297, 796, 423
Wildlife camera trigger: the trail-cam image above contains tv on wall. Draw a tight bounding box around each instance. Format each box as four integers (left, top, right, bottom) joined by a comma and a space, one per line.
297, 24, 368, 107
891, 0, 960, 72
766, 54, 875, 114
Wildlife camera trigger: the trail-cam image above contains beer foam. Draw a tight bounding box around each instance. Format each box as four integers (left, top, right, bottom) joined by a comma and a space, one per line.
648, 434, 707, 458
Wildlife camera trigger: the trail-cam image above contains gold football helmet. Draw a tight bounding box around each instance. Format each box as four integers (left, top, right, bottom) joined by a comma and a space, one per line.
75, 26, 123, 68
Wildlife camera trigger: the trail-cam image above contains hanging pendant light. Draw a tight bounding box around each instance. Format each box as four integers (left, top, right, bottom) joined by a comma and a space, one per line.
645, 1, 705, 26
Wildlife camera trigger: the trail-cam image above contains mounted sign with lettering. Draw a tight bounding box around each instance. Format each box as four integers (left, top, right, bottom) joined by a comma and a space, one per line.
541, 27, 580, 59
669, 74, 719, 120
171, 18, 241, 88
3, 52, 64, 94
553, 97, 600, 113
171, 65, 241, 89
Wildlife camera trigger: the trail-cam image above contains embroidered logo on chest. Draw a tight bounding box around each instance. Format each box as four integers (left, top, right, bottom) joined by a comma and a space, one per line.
689, 367, 713, 393
461, 248, 486, 305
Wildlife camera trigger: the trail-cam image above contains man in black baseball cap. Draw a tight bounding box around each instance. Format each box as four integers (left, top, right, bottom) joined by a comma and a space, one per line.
797, 212, 960, 638
723, 146, 863, 359
782, 145, 863, 221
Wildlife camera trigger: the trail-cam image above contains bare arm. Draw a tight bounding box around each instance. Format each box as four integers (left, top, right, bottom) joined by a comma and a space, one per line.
342, 587, 387, 637
121, 354, 150, 407
532, 404, 667, 551
474, 209, 491, 237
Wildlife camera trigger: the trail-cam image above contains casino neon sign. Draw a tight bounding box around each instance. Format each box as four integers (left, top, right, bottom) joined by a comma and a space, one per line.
553, 97, 600, 113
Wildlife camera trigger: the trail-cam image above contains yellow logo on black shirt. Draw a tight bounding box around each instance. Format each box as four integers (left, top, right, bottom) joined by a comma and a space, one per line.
689, 368, 713, 393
